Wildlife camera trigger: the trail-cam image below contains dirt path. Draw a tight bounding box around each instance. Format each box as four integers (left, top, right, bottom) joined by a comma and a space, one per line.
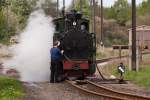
22, 82, 100, 100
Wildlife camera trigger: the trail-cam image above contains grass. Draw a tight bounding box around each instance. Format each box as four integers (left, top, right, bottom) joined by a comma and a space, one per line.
97, 48, 150, 88
0, 76, 24, 100
100, 60, 150, 89
0, 39, 10, 45
124, 67, 150, 88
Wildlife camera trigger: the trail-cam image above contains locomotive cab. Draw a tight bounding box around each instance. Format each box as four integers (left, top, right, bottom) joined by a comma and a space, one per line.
53, 10, 96, 79
65, 10, 89, 31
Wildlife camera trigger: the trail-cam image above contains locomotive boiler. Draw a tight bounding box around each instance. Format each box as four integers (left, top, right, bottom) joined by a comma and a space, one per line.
53, 10, 96, 78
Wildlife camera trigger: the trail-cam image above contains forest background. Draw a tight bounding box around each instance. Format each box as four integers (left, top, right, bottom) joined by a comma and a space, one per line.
0, 0, 150, 46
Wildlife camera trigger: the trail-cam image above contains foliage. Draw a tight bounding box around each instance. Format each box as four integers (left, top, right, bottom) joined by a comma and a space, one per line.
0, 10, 7, 39
0, 0, 57, 44
0, 76, 24, 100
137, 0, 150, 15
137, 0, 150, 25
104, 32, 128, 46
104, 0, 131, 26
0, 0, 6, 10
0, 0, 37, 44
74, 0, 90, 18
42, 0, 57, 17
10, 0, 36, 28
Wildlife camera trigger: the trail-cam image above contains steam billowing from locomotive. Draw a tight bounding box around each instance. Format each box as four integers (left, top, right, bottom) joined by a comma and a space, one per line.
4, 0, 54, 82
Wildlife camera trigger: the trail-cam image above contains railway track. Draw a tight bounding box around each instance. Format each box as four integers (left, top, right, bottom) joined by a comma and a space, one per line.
96, 51, 150, 64
66, 80, 150, 100
65, 52, 150, 99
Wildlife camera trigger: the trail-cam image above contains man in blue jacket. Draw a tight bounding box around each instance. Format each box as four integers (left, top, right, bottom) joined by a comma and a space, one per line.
50, 41, 63, 83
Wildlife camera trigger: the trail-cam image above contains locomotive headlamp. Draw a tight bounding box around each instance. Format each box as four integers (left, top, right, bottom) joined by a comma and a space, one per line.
73, 21, 77, 26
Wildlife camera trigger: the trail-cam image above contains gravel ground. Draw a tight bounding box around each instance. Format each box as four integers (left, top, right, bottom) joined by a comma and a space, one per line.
22, 80, 150, 100
22, 82, 102, 100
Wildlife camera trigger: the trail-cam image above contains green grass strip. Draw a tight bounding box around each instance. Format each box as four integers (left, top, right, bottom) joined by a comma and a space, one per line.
125, 67, 150, 88
0, 76, 24, 100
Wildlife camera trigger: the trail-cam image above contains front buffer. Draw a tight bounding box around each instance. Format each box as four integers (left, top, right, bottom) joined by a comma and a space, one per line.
63, 60, 95, 78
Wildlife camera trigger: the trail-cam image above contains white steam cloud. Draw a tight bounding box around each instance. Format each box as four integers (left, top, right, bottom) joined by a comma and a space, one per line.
4, 0, 54, 82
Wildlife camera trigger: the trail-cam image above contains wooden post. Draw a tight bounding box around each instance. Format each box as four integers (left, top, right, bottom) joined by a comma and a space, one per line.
93, 0, 96, 34
63, 0, 65, 11
136, 46, 139, 71
57, 0, 59, 17
73, 0, 75, 9
80, 0, 82, 13
131, 0, 137, 71
62, 0, 65, 16
129, 30, 132, 71
100, 0, 103, 44
119, 46, 122, 59
90, 0, 93, 33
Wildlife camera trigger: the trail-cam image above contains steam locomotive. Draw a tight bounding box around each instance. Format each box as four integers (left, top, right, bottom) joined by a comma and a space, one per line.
53, 10, 96, 78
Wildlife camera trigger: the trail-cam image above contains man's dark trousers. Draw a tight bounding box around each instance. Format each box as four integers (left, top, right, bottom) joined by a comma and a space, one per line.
50, 60, 59, 83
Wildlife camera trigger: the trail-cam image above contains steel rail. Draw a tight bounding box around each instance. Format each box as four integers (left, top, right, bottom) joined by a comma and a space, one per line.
96, 51, 150, 64
66, 80, 125, 100
65, 52, 150, 99
96, 56, 126, 63
87, 80, 150, 100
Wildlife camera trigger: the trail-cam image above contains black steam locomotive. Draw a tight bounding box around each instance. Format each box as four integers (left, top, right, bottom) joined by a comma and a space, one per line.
53, 10, 96, 78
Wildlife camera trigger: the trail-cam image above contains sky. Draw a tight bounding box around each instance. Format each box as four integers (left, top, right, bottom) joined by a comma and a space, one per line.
57, 0, 145, 9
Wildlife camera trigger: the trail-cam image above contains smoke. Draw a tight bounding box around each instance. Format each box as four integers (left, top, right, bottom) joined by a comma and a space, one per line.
4, 0, 54, 82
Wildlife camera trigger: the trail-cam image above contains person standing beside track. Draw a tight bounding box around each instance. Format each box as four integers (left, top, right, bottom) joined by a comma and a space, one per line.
50, 41, 63, 83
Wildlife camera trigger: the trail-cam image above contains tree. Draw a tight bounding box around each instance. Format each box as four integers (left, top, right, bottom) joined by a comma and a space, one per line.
0, 10, 7, 39
0, 0, 6, 10
104, 0, 131, 26
104, 7, 116, 19
138, 0, 150, 15
0, 0, 37, 43
114, 0, 131, 26
137, 0, 150, 25
42, 0, 57, 17
73, 0, 90, 18
11, 0, 36, 26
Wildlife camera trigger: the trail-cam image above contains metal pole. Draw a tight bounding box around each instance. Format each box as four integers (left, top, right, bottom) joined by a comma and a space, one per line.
132, 0, 136, 71
57, 0, 59, 17
63, 0, 65, 10
73, 0, 75, 9
6, 0, 9, 34
62, 0, 65, 16
93, 0, 96, 33
90, 0, 93, 33
100, 0, 103, 45
80, 0, 82, 13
